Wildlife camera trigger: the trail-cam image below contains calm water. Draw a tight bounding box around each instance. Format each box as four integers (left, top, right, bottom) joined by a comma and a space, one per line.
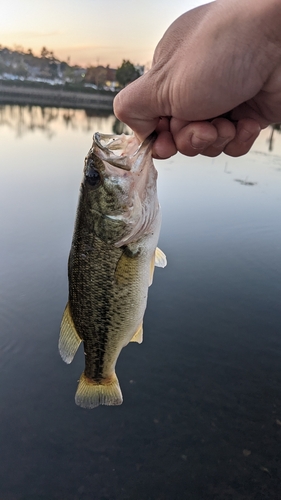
0, 105, 281, 500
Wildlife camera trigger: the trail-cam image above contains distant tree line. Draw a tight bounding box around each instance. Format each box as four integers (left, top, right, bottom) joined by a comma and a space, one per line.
0, 45, 79, 82
0, 45, 144, 90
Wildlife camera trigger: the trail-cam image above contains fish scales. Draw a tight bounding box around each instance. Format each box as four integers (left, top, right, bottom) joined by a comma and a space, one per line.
59, 133, 167, 408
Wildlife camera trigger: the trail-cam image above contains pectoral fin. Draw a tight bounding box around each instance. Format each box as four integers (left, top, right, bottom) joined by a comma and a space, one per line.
115, 246, 140, 286
149, 253, 155, 286
130, 323, 143, 344
155, 247, 167, 268
59, 302, 82, 364
149, 247, 167, 286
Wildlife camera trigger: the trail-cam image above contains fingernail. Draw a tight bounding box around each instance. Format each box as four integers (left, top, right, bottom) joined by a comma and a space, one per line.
215, 137, 231, 148
191, 135, 210, 149
239, 128, 253, 143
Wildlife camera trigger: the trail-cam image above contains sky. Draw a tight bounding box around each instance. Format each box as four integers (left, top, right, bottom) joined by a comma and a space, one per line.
1, 0, 212, 68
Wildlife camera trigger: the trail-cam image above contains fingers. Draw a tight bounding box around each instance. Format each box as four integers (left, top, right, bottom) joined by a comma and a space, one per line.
152, 131, 177, 159
223, 118, 261, 157
152, 117, 261, 159
153, 118, 236, 159
114, 79, 262, 159
171, 119, 219, 157
201, 118, 236, 157
152, 117, 177, 159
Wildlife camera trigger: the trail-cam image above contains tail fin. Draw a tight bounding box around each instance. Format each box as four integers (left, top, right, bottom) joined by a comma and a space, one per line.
75, 372, 123, 409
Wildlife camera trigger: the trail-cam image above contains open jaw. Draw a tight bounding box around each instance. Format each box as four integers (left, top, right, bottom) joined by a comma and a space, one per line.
94, 133, 140, 156
93, 133, 156, 172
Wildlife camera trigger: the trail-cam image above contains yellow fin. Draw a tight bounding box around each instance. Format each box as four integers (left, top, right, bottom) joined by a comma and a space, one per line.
155, 247, 167, 268
130, 323, 143, 344
149, 253, 155, 286
59, 303, 82, 364
75, 372, 123, 409
149, 247, 167, 286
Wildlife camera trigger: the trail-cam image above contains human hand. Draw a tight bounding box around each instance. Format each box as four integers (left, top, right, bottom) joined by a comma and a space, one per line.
114, 0, 281, 158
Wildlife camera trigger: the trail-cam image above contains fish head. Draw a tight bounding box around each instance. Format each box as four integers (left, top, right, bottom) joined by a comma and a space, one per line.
82, 133, 159, 246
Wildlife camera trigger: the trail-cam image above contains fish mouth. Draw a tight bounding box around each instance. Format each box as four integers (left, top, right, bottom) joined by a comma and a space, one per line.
93, 132, 156, 172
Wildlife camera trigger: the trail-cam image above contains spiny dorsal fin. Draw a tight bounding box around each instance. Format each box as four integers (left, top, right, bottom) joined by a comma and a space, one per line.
75, 372, 123, 408
155, 247, 167, 268
130, 323, 143, 344
59, 302, 82, 364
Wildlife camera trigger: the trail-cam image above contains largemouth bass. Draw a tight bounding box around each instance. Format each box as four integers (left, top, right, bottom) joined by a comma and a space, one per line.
59, 133, 166, 409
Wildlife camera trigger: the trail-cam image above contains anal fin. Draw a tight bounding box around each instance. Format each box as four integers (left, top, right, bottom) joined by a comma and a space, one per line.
130, 323, 143, 344
59, 302, 82, 364
75, 372, 123, 409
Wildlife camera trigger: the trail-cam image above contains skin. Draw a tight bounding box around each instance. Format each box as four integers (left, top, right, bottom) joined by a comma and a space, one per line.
114, 0, 281, 159
59, 135, 163, 408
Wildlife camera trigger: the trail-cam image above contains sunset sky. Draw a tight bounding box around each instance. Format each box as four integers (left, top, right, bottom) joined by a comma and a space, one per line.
1, 0, 212, 68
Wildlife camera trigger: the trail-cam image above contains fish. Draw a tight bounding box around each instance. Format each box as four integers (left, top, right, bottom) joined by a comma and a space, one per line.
59, 132, 167, 409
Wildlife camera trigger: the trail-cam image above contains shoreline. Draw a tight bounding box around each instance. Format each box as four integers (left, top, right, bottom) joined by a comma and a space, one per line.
0, 83, 114, 111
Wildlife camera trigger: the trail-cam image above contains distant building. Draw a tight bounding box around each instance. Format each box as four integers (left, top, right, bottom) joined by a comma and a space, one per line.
85, 65, 118, 90
105, 67, 118, 90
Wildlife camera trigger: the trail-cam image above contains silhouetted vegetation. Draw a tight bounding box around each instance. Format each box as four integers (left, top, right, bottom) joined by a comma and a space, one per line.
0, 45, 77, 82
116, 60, 142, 88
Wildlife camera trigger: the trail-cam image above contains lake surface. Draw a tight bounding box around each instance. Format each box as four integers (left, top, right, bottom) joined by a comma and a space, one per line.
0, 104, 281, 500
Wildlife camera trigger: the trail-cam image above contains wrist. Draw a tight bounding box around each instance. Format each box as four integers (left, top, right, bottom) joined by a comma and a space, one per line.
217, 0, 281, 45
215, 0, 281, 79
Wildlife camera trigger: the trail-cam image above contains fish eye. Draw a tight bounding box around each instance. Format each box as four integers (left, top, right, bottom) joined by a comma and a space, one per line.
85, 160, 101, 187
85, 169, 100, 186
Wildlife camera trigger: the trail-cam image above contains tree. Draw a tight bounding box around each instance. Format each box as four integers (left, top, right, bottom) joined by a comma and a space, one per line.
116, 60, 141, 88
41, 46, 49, 58
85, 66, 107, 88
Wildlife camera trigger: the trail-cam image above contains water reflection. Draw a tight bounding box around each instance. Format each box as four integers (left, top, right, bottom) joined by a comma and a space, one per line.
0, 104, 130, 139
268, 123, 281, 152
1, 104, 281, 156
234, 178, 257, 186
1, 104, 281, 500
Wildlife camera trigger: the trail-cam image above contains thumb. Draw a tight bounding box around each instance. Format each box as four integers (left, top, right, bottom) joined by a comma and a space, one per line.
113, 73, 161, 141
